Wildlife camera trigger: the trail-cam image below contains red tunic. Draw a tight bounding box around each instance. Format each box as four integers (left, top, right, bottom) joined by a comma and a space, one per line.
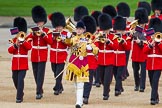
28, 27, 53, 62
143, 42, 162, 70
151, 14, 162, 21
50, 30, 69, 63
8, 38, 32, 70
114, 34, 131, 66
97, 33, 116, 66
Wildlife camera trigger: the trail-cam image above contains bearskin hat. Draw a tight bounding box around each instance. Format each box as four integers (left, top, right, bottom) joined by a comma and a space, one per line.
138, 1, 151, 16
113, 16, 126, 30
116, 2, 130, 17
32, 5, 47, 24
13, 17, 27, 33
102, 5, 117, 18
135, 8, 148, 24
74, 5, 89, 22
91, 11, 102, 26
49, 12, 66, 28
98, 13, 112, 30
81, 15, 96, 34
149, 18, 162, 32
151, 0, 162, 13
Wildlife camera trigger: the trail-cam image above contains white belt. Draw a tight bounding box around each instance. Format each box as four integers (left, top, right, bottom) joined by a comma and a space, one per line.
99, 50, 114, 53
50, 48, 67, 52
87, 53, 94, 55
32, 46, 48, 49
148, 54, 162, 58
13, 55, 28, 58
114, 51, 125, 54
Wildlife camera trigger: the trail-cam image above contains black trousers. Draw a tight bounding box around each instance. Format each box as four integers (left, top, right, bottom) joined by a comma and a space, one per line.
132, 61, 146, 89
12, 70, 26, 100
83, 69, 95, 99
113, 66, 124, 91
123, 50, 130, 78
51, 63, 65, 91
99, 65, 113, 96
94, 67, 100, 84
148, 70, 161, 101
32, 62, 46, 95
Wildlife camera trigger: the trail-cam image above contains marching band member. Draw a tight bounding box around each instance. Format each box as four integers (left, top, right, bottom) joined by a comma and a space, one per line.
8, 17, 32, 103
143, 18, 162, 105
65, 19, 98, 108
28, 5, 53, 99
74, 5, 89, 22
116, 2, 131, 80
138, 1, 151, 30
131, 8, 148, 92
91, 10, 102, 87
151, 0, 162, 20
113, 16, 131, 96
97, 13, 116, 100
82, 16, 98, 104
138, 1, 151, 19
48, 12, 71, 95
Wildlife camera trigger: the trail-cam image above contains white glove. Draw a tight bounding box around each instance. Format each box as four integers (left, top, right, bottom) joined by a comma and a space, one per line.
67, 32, 72, 38
86, 44, 92, 50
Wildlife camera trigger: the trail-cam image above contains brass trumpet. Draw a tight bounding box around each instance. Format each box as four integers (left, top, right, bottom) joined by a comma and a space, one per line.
94, 31, 106, 43
129, 20, 138, 30
113, 34, 124, 43
65, 17, 76, 33
9, 31, 26, 44
152, 32, 162, 42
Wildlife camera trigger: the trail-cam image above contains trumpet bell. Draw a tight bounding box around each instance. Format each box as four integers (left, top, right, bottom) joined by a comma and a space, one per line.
153, 32, 162, 42
17, 31, 26, 42
65, 17, 76, 32
129, 20, 138, 30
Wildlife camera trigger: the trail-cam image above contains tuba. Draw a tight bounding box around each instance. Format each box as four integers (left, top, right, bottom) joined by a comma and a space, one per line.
65, 17, 76, 33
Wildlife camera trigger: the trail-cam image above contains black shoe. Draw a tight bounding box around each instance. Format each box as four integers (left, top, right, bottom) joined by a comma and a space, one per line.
96, 83, 100, 87
120, 87, 124, 92
103, 96, 109, 100
16, 99, 23, 103
75, 104, 81, 108
139, 88, 144, 92
54, 90, 59, 95
134, 86, 139, 91
150, 100, 156, 105
115, 91, 121, 96
156, 99, 159, 104
83, 98, 88, 104
36, 94, 43, 99
59, 88, 64, 94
